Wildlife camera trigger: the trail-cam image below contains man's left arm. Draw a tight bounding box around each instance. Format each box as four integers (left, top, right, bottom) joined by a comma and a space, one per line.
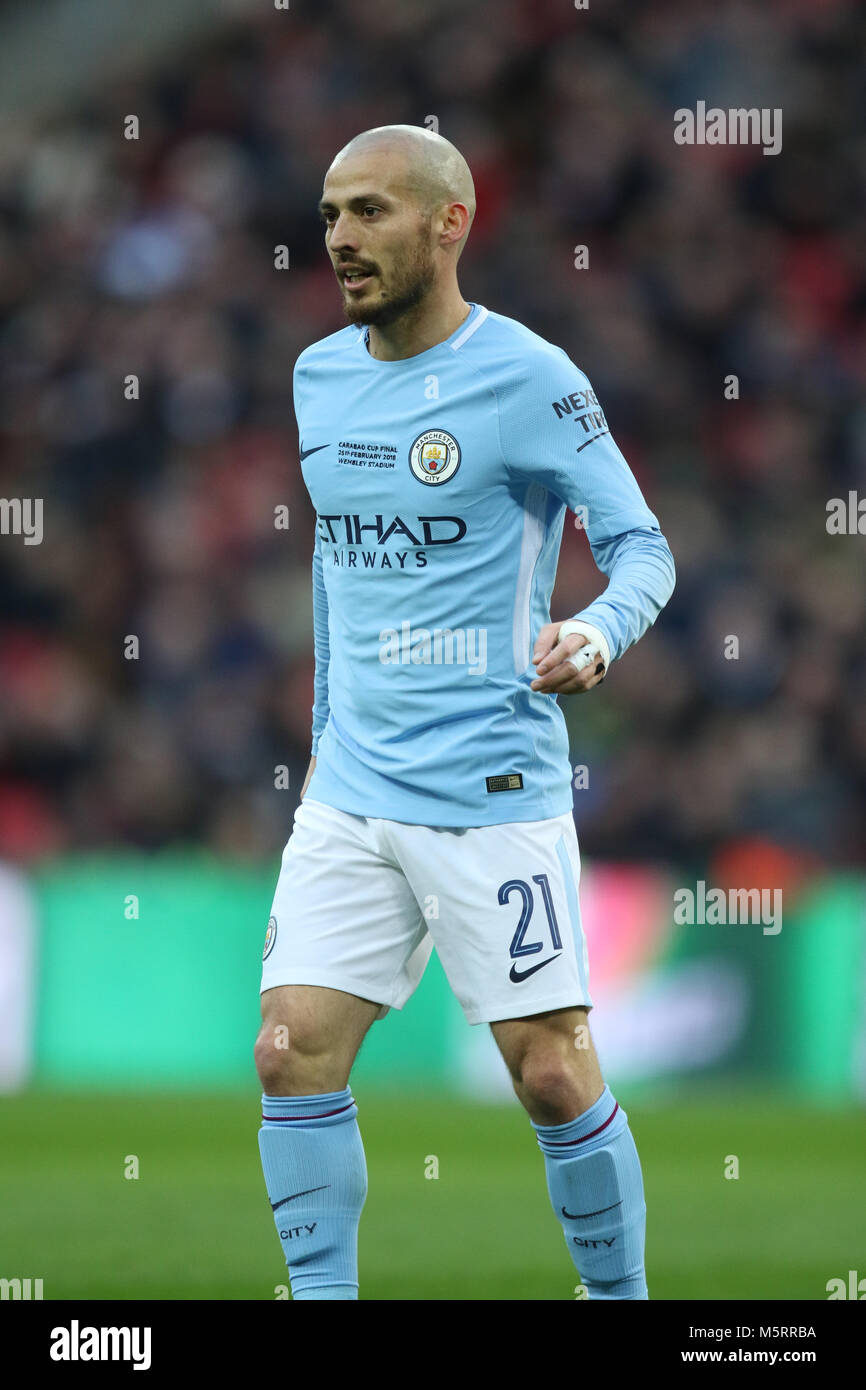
503, 350, 676, 694
532, 523, 676, 693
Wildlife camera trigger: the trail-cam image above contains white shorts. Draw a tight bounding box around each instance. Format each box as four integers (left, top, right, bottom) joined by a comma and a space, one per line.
260, 798, 592, 1026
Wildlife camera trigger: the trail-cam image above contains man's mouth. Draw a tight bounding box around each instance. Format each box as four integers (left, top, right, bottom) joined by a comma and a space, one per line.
340, 268, 375, 291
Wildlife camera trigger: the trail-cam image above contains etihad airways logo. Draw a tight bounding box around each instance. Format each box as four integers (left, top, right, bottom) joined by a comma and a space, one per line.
317, 514, 466, 546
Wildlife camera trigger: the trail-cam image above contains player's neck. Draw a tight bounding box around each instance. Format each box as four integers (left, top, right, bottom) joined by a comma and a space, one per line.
365, 289, 472, 361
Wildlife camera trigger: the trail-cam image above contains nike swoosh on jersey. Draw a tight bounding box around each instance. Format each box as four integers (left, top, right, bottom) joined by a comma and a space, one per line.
508, 953, 561, 983
299, 442, 330, 461
270, 1184, 330, 1212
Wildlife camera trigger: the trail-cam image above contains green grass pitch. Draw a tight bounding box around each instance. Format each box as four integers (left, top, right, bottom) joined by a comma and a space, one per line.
1, 1086, 863, 1300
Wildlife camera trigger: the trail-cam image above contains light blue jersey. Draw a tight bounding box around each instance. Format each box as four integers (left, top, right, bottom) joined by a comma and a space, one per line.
296, 302, 675, 826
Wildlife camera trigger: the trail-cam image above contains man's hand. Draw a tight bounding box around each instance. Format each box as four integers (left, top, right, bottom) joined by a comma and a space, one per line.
530, 623, 606, 695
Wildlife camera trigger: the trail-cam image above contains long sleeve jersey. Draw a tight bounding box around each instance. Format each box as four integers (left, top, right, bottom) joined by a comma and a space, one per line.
296, 302, 675, 826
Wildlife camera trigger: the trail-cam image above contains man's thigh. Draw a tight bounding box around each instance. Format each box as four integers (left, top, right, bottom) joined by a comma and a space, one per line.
260, 982, 383, 1037
261, 798, 433, 1013
388, 810, 593, 1026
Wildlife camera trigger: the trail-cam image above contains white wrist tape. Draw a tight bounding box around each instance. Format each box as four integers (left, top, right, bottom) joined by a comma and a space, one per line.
558, 620, 612, 674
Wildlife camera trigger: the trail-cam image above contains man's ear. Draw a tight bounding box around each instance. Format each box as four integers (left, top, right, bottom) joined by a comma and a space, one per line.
440, 202, 470, 247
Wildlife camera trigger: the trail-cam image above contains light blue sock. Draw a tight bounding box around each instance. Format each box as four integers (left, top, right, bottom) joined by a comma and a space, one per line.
259, 1088, 367, 1300
532, 1084, 648, 1299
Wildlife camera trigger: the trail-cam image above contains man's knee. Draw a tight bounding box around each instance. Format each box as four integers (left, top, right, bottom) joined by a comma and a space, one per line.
503, 1027, 604, 1122
254, 1011, 337, 1094
255, 985, 381, 1094
254, 1016, 291, 1091
515, 1049, 585, 1112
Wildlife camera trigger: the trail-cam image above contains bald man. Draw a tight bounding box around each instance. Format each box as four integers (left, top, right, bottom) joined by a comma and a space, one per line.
255, 125, 675, 1300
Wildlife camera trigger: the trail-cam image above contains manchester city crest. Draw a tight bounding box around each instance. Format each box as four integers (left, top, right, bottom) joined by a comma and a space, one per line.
408, 429, 461, 485
263, 914, 277, 961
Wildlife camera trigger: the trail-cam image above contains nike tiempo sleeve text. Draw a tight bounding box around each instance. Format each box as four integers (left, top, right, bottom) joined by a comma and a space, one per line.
497, 348, 675, 663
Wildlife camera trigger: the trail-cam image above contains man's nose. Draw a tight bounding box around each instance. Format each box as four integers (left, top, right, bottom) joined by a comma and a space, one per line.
329, 213, 359, 252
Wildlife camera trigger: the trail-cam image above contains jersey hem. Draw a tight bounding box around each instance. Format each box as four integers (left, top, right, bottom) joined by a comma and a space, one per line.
304, 780, 574, 828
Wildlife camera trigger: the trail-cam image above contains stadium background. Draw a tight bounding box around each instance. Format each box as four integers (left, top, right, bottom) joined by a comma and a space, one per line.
1, 0, 864, 1299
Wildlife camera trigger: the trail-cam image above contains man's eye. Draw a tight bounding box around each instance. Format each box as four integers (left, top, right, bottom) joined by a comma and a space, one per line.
320, 207, 379, 224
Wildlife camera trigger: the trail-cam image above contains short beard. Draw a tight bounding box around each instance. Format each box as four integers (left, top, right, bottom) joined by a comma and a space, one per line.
341, 224, 436, 328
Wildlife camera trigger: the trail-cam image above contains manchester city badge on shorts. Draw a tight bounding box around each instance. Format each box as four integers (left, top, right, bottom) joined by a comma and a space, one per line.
408, 428, 461, 485
262, 914, 277, 961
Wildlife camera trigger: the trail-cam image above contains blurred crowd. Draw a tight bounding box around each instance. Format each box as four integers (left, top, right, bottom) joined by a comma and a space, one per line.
0, 0, 864, 868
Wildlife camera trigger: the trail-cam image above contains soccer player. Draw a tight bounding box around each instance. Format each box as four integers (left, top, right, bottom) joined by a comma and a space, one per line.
255, 125, 675, 1300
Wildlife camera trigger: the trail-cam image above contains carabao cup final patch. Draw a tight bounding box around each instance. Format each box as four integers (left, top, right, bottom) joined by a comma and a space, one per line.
263, 915, 277, 960
408, 429, 461, 485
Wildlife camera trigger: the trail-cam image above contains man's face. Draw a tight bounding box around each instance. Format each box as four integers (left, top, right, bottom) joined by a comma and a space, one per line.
319, 150, 437, 327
